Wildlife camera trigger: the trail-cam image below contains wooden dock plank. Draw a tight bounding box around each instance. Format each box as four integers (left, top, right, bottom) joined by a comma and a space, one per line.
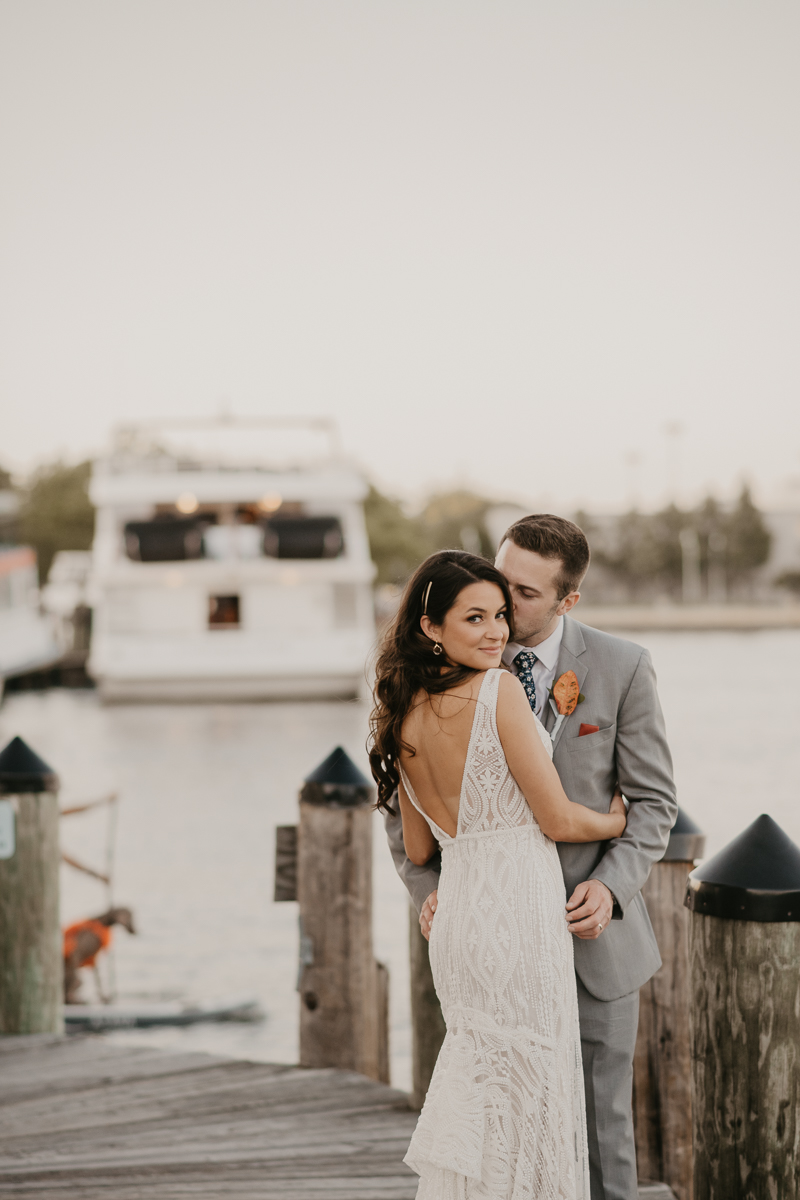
0, 1064, 299, 1134
0, 1108, 416, 1165
0, 1066, 408, 1139
0, 1179, 420, 1199
0, 1042, 235, 1095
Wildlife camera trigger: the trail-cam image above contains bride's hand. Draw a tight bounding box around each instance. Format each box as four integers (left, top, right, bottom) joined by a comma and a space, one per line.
609, 784, 627, 835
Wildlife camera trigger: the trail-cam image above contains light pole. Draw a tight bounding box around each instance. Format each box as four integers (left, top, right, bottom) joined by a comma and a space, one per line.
679, 527, 702, 604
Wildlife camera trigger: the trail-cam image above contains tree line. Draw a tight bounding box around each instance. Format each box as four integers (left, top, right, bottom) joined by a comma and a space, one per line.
579, 487, 785, 602
0, 461, 95, 583
364, 486, 497, 585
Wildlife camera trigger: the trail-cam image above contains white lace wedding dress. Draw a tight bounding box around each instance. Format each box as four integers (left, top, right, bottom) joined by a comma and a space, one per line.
400, 668, 590, 1200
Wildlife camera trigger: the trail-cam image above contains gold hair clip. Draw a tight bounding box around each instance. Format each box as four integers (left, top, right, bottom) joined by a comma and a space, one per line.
422, 580, 433, 616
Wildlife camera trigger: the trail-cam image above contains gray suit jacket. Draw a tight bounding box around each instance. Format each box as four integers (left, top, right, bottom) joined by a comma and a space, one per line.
383, 615, 678, 1001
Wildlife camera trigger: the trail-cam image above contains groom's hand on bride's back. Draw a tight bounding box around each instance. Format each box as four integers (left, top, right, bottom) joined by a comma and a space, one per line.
420, 891, 438, 941
565, 879, 614, 939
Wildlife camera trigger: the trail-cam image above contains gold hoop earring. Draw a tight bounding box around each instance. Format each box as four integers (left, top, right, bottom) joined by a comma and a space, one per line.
432, 642, 443, 656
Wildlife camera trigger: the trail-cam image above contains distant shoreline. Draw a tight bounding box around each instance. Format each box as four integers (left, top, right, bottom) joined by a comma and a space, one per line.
575, 605, 800, 632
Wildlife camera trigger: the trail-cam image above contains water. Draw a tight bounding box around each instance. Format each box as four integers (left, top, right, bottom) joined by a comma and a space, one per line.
2, 629, 800, 1094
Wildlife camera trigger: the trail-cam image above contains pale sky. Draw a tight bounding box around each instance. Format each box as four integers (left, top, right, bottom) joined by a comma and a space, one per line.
2, 1, 799, 512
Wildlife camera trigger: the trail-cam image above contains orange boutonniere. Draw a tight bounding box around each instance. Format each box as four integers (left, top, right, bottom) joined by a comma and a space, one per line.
548, 670, 585, 738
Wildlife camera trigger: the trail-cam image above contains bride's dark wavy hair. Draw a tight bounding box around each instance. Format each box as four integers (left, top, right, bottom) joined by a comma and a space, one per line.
368, 549, 514, 813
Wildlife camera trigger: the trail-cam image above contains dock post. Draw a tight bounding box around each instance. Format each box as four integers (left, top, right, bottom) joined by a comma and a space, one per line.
295, 747, 389, 1083
409, 903, 446, 1111
633, 807, 705, 1200
0, 736, 62, 1035
685, 814, 800, 1199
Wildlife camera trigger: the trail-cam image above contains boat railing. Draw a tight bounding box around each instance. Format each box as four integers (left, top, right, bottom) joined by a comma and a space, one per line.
104, 415, 344, 474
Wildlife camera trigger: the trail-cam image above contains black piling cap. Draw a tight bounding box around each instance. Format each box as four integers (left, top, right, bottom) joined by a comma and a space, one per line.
662, 806, 706, 863
300, 746, 373, 809
0, 736, 59, 794
685, 813, 800, 923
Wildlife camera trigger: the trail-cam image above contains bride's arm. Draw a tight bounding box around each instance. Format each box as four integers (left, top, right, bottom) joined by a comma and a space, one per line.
496, 674, 626, 843
398, 779, 437, 865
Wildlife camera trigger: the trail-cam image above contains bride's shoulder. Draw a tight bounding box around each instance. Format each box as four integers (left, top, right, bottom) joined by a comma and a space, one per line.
494, 671, 532, 719
495, 669, 525, 699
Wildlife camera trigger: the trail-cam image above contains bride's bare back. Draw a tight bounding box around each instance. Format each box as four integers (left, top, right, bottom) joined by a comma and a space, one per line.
399, 676, 487, 839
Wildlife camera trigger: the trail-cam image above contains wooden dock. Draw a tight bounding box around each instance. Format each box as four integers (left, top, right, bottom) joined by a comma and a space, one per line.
0, 1035, 675, 1199
0, 1035, 418, 1198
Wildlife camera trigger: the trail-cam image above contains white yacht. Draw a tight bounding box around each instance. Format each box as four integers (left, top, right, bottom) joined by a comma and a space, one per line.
88, 418, 377, 701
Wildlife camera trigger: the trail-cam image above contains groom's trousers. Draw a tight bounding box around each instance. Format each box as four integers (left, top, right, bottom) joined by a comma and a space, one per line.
576, 978, 639, 1200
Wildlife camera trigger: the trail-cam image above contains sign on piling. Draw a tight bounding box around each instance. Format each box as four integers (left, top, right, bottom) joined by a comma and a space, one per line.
685, 814, 800, 1200
0, 736, 62, 1035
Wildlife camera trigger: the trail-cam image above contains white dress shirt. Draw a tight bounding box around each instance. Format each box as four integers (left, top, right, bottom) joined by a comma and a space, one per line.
502, 616, 564, 721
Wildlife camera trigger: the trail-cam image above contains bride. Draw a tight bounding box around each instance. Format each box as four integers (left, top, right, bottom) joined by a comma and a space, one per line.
369, 550, 626, 1200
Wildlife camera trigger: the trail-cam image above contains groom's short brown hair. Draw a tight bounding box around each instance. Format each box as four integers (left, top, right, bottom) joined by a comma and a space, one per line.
500, 514, 590, 598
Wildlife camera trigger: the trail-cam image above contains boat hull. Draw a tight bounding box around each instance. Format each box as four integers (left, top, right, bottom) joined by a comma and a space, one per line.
64, 998, 264, 1031
90, 624, 375, 703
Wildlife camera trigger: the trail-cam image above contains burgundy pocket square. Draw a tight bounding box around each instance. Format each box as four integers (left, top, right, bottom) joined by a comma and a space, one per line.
578, 723, 600, 737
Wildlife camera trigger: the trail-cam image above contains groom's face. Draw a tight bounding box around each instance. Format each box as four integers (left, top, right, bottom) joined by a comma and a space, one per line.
494, 539, 579, 645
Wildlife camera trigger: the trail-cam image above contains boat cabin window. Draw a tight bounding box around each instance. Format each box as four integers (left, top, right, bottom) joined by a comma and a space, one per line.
209, 595, 240, 628
262, 516, 344, 559
123, 512, 345, 561
124, 518, 204, 562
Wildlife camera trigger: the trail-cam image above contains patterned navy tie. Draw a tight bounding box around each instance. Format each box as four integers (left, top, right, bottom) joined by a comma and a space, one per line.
513, 649, 538, 714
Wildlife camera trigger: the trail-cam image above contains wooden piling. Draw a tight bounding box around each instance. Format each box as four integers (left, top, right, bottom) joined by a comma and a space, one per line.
0, 737, 62, 1035
408, 902, 446, 1111
376, 958, 390, 1087
292, 747, 389, 1084
633, 808, 704, 1200
685, 814, 800, 1200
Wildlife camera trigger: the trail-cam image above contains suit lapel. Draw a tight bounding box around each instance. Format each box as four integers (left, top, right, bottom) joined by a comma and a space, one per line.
547, 617, 589, 750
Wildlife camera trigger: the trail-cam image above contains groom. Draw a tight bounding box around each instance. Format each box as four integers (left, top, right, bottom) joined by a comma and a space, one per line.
384, 513, 678, 1200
